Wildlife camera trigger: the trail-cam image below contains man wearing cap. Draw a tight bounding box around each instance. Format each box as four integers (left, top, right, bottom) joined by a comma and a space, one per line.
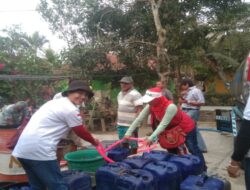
117, 76, 143, 154
0, 101, 29, 128
12, 80, 99, 190
125, 87, 206, 171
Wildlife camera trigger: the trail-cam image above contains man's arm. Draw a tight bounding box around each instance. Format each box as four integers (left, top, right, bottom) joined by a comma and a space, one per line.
72, 125, 98, 146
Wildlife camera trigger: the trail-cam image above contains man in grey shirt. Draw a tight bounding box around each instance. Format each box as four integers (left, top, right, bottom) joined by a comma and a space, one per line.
179, 78, 208, 153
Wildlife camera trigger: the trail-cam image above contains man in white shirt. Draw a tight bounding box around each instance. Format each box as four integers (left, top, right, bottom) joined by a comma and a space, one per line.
12, 80, 99, 190
53, 89, 87, 161
179, 78, 207, 153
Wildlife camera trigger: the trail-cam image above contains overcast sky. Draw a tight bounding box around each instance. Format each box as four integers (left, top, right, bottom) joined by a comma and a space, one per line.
0, 0, 66, 51
0, 0, 249, 52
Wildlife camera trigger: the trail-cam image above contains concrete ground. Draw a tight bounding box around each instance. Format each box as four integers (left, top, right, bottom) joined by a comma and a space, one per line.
90, 121, 245, 190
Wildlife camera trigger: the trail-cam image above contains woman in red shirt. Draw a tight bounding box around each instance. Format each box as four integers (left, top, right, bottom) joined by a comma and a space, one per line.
125, 87, 206, 171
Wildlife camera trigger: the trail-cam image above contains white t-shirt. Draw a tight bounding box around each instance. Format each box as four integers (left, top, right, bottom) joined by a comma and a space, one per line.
12, 97, 82, 160
53, 92, 63, 99
244, 95, 250, 120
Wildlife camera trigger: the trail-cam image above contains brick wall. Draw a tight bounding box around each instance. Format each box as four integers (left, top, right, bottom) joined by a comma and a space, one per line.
199, 110, 216, 121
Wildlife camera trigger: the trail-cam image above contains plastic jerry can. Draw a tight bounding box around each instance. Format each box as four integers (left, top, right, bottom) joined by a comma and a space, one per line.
168, 155, 194, 179
181, 154, 204, 175
62, 170, 92, 190
115, 169, 155, 190
9, 187, 31, 190
123, 156, 153, 169
95, 162, 131, 190
107, 147, 130, 162
6, 182, 31, 190
180, 175, 229, 190
142, 150, 171, 161
143, 161, 181, 190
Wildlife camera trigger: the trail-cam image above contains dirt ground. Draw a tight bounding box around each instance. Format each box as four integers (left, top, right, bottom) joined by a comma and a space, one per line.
90, 121, 245, 190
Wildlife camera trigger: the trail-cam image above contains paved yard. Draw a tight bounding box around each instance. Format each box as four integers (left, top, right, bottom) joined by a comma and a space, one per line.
91, 121, 245, 190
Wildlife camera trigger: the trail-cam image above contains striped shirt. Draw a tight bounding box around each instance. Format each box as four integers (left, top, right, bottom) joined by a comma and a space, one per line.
117, 88, 143, 127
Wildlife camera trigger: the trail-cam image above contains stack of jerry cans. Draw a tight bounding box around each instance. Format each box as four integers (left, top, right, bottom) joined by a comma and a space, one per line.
180, 175, 231, 190
107, 147, 130, 162
143, 161, 181, 190
95, 162, 131, 190
123, 156, 153, 169
142, 150, 171, 161
62, 170, 92, 190
115, 169, 155, 190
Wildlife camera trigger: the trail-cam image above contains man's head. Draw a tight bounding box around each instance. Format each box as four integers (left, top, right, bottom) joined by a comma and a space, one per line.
62, 80, 94, 105
180, 78, 194, 91
156, 81, 164, 89
119, 76, 134, 92
14, 101, 28, 112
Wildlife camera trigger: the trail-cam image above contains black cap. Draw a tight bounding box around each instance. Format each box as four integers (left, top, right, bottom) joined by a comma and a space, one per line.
62, 80, 94, 98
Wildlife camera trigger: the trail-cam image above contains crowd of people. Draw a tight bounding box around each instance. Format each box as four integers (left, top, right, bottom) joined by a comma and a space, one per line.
1, 76, 249, 189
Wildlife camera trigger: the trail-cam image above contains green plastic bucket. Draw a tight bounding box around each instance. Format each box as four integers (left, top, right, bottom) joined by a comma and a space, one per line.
64, 149, 105, 172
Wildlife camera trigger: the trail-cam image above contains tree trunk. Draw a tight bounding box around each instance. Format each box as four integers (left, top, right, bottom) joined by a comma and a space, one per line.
205, 57, 229, 86
149, 0, 170, 87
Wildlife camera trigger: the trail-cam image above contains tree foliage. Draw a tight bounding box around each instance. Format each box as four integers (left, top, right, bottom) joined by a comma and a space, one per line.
38, 0, 250, 87
0, 26, 62, 103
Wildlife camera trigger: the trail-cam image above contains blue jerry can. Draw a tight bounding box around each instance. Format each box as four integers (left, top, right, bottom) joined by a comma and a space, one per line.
142, 150, 171, 161
19, 187, 32, 190
9, 187, 31, 190
115, 169, 155, 190
143, 161, 181, 190
62, 170, 92, 190
181, 154, 204, 175
168, 155, 194, 179
7, 182, 31, 190
123, 156, 153, 169
107, 147, 130, 162
180, 175, 225, 190
95, 162, 131, 190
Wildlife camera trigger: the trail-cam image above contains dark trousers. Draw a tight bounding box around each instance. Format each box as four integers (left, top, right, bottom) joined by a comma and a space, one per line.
18, 158, 68, 190
185, 128, 207, 171
245, 157, 250, 190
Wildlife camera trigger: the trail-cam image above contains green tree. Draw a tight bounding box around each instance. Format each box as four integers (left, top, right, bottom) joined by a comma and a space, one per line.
0, 26, 62, 102
38, 0, 250, 90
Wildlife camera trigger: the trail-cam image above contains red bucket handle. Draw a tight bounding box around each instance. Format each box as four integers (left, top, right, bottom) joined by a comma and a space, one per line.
96, 137, 157, 163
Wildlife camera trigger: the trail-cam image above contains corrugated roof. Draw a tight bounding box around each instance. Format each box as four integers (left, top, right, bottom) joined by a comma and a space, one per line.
0, 75, 70, 81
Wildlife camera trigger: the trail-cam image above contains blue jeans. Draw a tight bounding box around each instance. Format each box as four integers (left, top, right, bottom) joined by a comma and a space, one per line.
183, 109, 207, 152
18, 158, 68, 190
245, 157, 250, 190
185, 128, 207, 171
